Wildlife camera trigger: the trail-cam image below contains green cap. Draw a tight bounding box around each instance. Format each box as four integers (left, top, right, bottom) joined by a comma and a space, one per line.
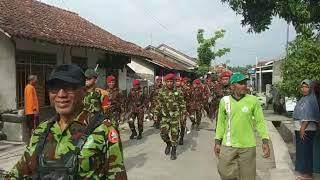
85, 69, 98, 79
230, 73, 248, 84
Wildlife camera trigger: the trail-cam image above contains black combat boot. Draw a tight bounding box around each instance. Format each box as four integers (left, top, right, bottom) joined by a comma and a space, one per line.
137, 131, 142, 140
170, 146, 177, 160
130, 130, 137, 139
165, 142, 171, 155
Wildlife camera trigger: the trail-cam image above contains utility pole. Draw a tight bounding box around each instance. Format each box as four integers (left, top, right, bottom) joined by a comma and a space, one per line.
286, 22, 290, 58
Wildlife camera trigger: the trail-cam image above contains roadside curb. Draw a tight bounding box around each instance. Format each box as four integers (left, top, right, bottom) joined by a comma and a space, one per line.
267, 121, 295, 179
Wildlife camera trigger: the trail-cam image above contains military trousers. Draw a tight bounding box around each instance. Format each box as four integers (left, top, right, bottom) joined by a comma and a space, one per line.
204, 101, 215, 120
128, 112, 144, 132
160, 117, 180, 146
189, 109, 202, 125
218, 145, 256, 180
111, 111, 121, 128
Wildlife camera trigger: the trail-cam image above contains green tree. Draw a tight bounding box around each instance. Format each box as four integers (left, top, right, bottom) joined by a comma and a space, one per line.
228, 65, 252, 74
279, 34, 320, 97
220, 0, 320, 34
196, 29, 230, 76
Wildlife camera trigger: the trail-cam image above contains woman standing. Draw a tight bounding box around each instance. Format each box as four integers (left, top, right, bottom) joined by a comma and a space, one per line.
293, 80, 320, 179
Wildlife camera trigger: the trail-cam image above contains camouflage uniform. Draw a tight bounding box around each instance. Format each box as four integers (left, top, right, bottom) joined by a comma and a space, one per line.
176, 84, 190, 145
213, 83, 231, 128
126, 87, 146, 139
155, 87, 186, 147
7, 111, 127, 180
203, 81, 215, 119
84, 87, 110, 113
106, 87, 123, 128
149, 84, 163, 128
214, 83, 231, 107
189, 85, 205, 130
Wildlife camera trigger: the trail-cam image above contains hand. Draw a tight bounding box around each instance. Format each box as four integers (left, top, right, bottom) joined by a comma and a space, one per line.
34, 110, 39, 116
300, 128, 306, 140
262, 144, 270, 158
214, 144, 221, 157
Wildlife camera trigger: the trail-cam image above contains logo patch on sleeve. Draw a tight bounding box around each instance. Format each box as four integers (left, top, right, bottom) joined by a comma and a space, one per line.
108, 129, 119, 143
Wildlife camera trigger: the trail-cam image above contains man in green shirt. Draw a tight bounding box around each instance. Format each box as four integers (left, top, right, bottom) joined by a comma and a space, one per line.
214, 73, 270, 180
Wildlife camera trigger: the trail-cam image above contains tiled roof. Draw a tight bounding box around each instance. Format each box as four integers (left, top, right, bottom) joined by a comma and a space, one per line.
157, 43, 196, 61
0, 0, 149, 58
145, 50, 191, 72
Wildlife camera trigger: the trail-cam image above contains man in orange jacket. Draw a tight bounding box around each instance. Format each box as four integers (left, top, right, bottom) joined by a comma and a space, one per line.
24, 75, 39, 137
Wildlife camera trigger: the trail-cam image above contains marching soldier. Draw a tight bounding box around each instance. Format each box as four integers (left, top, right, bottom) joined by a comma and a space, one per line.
189, 79, 204, 131
204, 77, 215, 120
154, 73, 186, 160
213, 71, 232, 128
105, 75, 123, 128
176, 77, 189, 145
150, 76, 163, 129
84, 69, 110, 113
126, 79, 146, 140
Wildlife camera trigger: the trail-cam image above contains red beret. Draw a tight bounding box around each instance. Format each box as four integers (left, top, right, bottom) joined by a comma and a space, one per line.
106, 75, 116, 83
193, 79, 201, 85
220, 71, 231, 78
133, 79, 140, 86
183, 77, 190, 82
176, 76, 183, 81
164, 73, 176, 81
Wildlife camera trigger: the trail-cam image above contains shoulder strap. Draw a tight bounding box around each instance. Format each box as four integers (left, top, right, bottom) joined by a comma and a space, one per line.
75, 113, 106, 153
35, 121, 56, 155
223, 96, 231, 114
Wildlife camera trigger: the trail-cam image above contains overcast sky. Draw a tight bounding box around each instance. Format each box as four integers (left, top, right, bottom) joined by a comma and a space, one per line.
42, 0, 296, 66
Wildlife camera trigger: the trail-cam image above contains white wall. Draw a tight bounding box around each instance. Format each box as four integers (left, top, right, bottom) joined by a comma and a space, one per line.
118, 68, 127, 91
158, 46, 196, 67
127, 57, 155, 76
0, 33, 17, 111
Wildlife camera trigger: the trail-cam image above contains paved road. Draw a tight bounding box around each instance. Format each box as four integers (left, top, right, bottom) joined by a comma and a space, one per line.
122, 117, 220, 180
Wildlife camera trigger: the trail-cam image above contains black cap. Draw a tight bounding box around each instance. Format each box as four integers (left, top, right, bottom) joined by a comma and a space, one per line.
47, 64, 85, 86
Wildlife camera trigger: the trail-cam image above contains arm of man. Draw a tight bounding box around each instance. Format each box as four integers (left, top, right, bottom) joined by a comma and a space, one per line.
254, 98, 270, 158
79, 125, 127, 180
214, 99, 226, 157
153, 91, 163, 120
105, 127, 127, 180
31, 87, 39, 114
179, 91, 187, 116
7, 122, 49, 179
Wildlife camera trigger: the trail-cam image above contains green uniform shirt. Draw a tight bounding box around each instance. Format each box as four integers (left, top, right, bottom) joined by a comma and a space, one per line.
215, 95, 269, 148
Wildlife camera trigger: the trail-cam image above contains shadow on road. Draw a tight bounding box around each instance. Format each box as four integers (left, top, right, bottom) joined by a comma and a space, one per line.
124, 152, 148, 171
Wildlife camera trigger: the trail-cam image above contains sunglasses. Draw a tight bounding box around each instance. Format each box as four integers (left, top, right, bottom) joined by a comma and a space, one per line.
47, 81, 82, 94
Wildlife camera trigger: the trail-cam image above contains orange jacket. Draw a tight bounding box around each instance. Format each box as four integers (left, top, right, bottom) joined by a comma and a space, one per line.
24, 84, 39, 115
